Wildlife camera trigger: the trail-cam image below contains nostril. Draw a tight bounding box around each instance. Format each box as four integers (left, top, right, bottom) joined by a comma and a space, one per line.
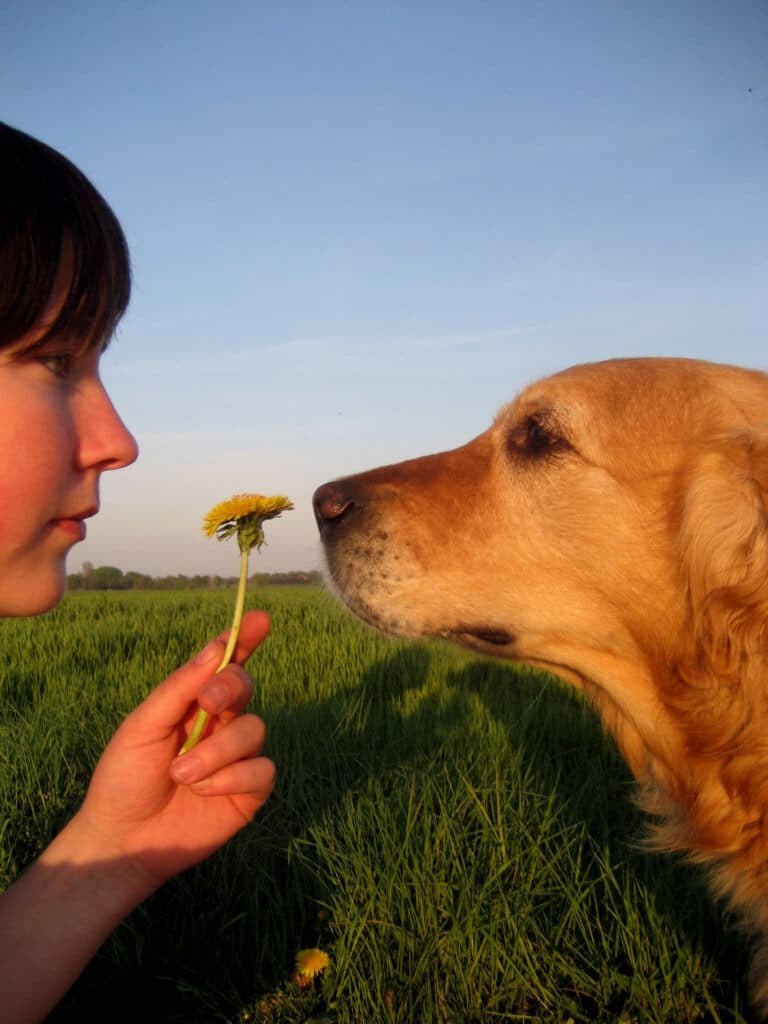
313, 482, 355, 526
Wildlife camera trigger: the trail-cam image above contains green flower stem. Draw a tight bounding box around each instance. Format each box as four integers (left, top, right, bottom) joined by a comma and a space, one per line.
178, 546, 251, 756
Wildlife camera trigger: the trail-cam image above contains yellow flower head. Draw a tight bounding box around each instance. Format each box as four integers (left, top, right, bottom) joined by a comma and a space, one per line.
203, 493, 294, 554
295, 947, 330, 980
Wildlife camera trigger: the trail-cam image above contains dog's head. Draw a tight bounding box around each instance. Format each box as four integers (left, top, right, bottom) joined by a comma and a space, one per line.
314, 357, 768, 707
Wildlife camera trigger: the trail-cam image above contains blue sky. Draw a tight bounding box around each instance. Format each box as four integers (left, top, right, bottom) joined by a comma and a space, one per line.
3, 1, 766, 576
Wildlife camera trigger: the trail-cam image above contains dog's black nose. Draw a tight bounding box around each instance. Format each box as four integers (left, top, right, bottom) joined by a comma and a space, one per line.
313, 481, 355, 532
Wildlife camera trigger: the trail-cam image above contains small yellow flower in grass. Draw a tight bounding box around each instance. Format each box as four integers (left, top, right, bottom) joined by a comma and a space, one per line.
179, 493, 294, 755
295, 947, 330, 981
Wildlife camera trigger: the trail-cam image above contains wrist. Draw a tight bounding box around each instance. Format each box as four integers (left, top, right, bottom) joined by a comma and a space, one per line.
39, 811, 161, 914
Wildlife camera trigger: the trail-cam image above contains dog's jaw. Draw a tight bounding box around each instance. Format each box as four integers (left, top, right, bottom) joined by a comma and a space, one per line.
320, 537, 518, 651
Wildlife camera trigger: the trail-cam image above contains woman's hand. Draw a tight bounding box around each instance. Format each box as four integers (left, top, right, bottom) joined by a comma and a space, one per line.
70, 609, 276, 891
0, 610, 276, 1024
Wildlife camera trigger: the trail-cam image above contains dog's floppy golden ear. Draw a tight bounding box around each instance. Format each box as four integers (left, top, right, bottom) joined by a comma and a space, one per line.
677, 427, 768, 1019
678, 428, 768, 686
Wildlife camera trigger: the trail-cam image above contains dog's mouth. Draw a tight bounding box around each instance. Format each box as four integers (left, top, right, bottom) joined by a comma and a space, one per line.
442, 626, 515, 648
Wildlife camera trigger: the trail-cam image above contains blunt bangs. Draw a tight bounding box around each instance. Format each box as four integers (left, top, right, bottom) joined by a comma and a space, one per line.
0, 121, 131, 354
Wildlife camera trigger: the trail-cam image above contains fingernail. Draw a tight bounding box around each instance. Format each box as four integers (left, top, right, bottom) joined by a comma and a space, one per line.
194, 641, 220, 665
171, 755, 202, 783
200, 681, 228, 713
189, 777, 213, 793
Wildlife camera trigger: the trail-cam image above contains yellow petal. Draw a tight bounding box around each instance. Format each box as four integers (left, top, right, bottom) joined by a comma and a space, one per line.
202, 493, 294, 536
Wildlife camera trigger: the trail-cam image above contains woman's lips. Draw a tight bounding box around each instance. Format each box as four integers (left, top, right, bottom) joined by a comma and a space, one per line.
50, 508, 97, 542
51, 518, 88, 541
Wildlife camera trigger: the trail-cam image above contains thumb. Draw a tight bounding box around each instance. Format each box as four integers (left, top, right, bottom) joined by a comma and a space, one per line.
122, 610, 271, 740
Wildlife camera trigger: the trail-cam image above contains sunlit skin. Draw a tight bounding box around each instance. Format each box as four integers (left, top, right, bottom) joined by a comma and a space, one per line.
0, 251, 138, 616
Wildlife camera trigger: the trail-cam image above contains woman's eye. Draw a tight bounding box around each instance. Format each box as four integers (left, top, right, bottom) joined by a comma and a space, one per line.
39, 353, 74, 379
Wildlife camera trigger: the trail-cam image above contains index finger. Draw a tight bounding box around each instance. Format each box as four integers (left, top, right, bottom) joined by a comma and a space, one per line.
201, 609, 272, 668
120, 610, 271, 740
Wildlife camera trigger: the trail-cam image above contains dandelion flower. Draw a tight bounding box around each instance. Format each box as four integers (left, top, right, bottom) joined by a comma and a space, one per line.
178, 492, 293, 755
203, 493, 294, 552
295, 947, 330, 980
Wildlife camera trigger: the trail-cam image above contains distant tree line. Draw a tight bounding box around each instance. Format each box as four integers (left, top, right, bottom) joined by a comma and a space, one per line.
67, 563, 323, 591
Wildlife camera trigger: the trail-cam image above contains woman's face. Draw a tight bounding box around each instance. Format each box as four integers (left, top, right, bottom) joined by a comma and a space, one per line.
0, 253, 138, 615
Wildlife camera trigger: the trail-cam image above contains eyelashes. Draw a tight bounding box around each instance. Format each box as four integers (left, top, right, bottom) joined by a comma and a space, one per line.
506, 413, 573, 460
38, 353, 75, 379
525, 418, 557, 451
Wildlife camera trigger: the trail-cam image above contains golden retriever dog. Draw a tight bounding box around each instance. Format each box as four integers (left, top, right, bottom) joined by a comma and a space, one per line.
313, 357, 768, 1015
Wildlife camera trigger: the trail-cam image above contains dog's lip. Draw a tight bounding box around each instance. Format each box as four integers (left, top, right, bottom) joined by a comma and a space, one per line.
442, 626, 515, 647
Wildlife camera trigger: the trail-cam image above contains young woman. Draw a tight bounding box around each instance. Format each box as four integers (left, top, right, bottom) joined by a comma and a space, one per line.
0, 121, 276, 1023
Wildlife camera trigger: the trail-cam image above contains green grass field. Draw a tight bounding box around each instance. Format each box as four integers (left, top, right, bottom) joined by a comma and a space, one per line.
0, 587, 755, 1023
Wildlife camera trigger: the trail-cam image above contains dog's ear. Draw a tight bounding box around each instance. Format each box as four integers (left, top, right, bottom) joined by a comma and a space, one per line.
676, 427, 768, 1005
678, 427, 768, 695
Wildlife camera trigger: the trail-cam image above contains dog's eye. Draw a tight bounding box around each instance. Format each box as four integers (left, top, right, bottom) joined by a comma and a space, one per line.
526, 419, 555, 450
507, 414, 570, 459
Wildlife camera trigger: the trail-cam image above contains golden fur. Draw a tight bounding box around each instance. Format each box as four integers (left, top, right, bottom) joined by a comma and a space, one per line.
313, 357, 768, 1015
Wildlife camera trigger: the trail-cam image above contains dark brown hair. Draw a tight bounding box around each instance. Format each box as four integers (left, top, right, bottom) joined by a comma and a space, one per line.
0, 121, 131, 353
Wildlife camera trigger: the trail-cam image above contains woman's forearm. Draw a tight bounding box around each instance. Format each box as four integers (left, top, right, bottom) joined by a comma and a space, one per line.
0, 813, 156, 1024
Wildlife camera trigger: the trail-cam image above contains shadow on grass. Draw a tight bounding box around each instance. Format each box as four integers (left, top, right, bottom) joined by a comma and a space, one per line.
50, 643, 755, 1023
455, 658, 754, 1018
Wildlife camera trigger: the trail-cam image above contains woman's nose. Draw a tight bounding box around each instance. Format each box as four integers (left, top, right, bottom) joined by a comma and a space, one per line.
76, 384, 139, 471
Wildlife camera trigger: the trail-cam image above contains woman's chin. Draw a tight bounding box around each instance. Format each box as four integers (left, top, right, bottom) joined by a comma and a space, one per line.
0, 567, 67, 617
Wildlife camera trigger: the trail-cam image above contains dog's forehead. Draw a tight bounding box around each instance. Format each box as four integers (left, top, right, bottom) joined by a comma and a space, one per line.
499, 359, 690, 427
492, 359, 768, 472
